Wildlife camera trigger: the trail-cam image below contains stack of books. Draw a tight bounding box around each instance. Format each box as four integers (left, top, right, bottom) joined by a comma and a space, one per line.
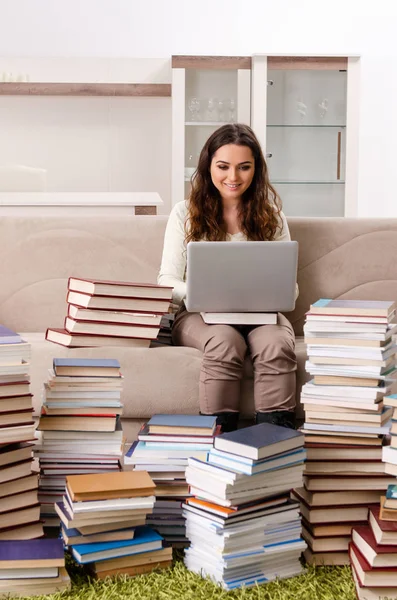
349, 505, 397, 599
183, 422, 307, 589
294, 298, 397, 565
0, 539, 70, 596
58, 471, 172, 579
45, 277, 173, 347
34, 358, 124, 527
124, 414, 218, 546
381, 391, 397, 514
0, 325, 43, 540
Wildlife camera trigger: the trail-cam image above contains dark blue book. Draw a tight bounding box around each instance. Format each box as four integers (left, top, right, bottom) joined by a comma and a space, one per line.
0, 539, 64, 564
0, 325, 22, 345
214, 423, 304, 460
148, 414, 216, 432
71, 526, 163, 564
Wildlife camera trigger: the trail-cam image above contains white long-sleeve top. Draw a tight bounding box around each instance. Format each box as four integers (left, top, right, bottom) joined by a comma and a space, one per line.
157, 200, 297, 307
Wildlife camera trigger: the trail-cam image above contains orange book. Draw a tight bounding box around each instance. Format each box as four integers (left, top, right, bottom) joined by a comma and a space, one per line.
67, 471, 156, 501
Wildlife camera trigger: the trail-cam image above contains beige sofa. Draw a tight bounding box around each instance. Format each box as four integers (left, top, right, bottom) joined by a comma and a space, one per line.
1, 215, 397, 441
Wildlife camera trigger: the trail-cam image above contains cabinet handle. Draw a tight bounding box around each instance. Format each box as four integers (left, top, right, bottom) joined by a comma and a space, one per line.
267, 80, 274, 86
266, 152, 273, 158
336, 131, 341, 181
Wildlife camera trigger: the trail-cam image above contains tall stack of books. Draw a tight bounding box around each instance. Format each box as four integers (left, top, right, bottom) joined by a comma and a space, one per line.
58, 471, 172, 579
45, 277, 172, 348
34, 358, 124, 527
349, 505, 397, 599
183, 422, 307, 589
0, 539, 70, 596
0, 325, 43, 540
294, 298, 397, 566
381, 390, 397, 515
124, 415, 217, 546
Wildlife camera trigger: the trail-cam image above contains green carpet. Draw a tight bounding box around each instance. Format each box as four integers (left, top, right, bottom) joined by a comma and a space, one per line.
15, 558, 357, 600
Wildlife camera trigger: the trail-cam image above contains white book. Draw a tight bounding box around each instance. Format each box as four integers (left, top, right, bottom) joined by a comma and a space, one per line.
201, 312, 277, 325
302, 421, 391, 435
302, 380, 394, 398
305, 361, 397, 379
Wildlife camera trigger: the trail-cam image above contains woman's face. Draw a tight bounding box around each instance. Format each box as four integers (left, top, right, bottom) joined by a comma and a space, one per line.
209, 143, 255, 202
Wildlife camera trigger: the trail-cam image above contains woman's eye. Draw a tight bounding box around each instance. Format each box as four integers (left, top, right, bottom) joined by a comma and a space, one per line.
240, 166, 250, 171
218, 165, 228, 170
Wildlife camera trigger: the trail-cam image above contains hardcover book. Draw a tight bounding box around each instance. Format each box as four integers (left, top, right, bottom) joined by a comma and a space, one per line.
213, 422, 304, 460
68, 277, 173, 300
67, 290, 171, 314
45, 328, 151, 348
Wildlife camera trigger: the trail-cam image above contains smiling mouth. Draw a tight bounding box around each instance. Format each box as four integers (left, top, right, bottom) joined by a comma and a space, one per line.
224, 183, 241, 190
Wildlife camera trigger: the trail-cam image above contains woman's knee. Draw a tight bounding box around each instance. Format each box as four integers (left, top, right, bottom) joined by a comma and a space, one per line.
203, 327, 247, 365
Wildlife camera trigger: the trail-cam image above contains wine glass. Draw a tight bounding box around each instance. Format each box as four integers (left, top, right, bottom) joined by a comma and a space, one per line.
227, 98, 236, 122
187, 97, 200, 121
218, 99, 225, 122
207, 97, 218, 122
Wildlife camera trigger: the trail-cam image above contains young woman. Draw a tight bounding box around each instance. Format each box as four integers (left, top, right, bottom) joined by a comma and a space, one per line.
158, 124, 297, 432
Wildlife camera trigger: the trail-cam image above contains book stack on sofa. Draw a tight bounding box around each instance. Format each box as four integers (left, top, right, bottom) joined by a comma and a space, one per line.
348, 505, 397, 599
34, 358, 124, 527
124, 414, 218, 546
183, 423, 307, 590
58, 471, 172, 579
0, 325, 43, 540
45, 277, 173, 348
293, 298, 397, 566
0, 539, 70, 596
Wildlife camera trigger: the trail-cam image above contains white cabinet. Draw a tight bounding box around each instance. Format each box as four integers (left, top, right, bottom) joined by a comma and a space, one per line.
171, 56, 251, 207
251, 55, 360, 217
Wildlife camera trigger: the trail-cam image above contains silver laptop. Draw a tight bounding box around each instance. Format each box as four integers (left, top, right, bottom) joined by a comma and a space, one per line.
185, 241, 298, 313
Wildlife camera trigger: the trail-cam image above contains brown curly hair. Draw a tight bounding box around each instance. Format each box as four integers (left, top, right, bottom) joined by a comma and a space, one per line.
185, 123, 282, 243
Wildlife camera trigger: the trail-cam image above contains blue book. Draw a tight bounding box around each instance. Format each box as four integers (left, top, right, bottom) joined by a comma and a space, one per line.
214, 422, 304, 461
310, 298, 395, 316
0, 539, 64, 563
71, 526, 163, 564
386, 484, 397, 499
53, 358, 121, 377
148, 414, 216, 431
0, 325, 22, 345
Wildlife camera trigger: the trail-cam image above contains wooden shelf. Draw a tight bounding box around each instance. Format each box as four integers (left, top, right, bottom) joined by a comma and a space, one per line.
172, 55, 251, 70
267, 56, 348, 70
0, 82, 171, 97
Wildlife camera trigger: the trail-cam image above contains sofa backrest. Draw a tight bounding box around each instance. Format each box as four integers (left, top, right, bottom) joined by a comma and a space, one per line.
1, 215, 397, 336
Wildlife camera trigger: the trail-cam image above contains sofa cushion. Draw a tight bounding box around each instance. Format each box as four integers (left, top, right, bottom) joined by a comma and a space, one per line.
24, 333, 306, 422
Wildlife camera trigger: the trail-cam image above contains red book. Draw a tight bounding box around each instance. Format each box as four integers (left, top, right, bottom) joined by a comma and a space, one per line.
63, 316, 160, 340
66, 290, 171, 314
45, 328, 152, 348
68, 277, 172, 300
349, 542, 397, 587
369, 505, 397, 545
352, 525, 397, 567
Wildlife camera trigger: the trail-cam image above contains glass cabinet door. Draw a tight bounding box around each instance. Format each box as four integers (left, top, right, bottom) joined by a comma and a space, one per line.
172, 56, 251, 207
266, 63, 347, 217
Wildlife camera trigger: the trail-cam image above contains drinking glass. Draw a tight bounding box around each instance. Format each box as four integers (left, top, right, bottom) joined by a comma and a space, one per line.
207, 98, 218, 122
187, 97, 200, 121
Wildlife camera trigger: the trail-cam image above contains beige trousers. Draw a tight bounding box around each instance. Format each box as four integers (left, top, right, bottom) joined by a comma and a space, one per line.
172, 307, 297, 415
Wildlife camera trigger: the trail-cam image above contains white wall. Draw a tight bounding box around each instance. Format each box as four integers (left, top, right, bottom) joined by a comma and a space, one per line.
0, 0, 396, 216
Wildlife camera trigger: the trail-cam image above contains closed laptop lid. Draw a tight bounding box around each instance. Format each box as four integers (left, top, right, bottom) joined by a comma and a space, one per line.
185, 241, 298, 313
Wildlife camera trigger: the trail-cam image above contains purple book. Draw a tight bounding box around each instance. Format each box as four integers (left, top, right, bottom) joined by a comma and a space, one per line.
0, 325, 22, 345
0, 538, 64, 561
